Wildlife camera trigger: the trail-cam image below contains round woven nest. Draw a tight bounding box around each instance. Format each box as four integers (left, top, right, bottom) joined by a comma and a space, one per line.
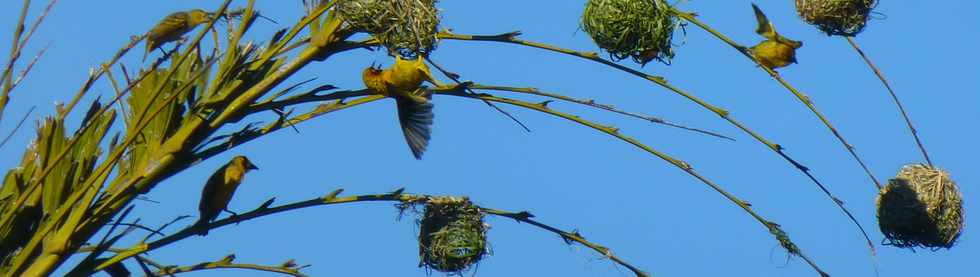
418, 196, 488, 273
876, 164, 964, 249
337, 0, 440, 57
581, 0, 679, 65
796, 0, 877, 36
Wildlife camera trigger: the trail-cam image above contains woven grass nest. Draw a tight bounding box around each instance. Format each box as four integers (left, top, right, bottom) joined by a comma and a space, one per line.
876, 164, 964, 249
337, 0, 440, 57
418, 196, 488, 273
796, 0, 877, 36
582, 0, 679, 65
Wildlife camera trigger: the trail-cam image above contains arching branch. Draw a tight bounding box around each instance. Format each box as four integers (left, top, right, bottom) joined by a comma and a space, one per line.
92, 188, 652, 277
437, 29, 872, 260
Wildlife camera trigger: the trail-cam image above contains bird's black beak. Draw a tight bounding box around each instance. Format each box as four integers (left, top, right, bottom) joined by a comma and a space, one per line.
247, 162, 259, 170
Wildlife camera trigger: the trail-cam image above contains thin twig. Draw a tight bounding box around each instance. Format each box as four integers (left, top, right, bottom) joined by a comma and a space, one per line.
11, 43, 48, 90
424, 56, 532, 132
0, 0, 57, 122
846, 36, 932, 167
198, 92, 384, 161
2, 0, 30, 94
0, 105, 34, 149
469, 84, 734, 141
141, 215, 192, 243
105, 221, 167, 238
481, 208, 649, 277
103, 66, 128, 116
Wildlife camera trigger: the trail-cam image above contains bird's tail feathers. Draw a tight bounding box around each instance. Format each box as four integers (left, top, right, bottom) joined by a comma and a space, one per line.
193, 217, 210, 236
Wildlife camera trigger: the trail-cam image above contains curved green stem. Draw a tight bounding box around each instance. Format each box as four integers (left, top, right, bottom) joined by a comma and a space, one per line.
93, 189, 651, 277
433, 87, 828, 276
438, 30, 872, 257
671, 9, 882, 191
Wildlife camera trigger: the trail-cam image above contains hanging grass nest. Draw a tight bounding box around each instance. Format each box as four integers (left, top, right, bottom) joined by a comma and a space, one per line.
795, 0, 877, 36
336, 0, 440, 57
581, 0, 679, 65
876, 164, 964, 249
418, 196, 488, 273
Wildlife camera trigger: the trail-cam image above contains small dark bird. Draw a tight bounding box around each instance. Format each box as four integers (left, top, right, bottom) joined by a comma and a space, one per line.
195, 155, 258, 235
144, 9, 211, 61
362, 56, 441, 159
749, 4, 803, 69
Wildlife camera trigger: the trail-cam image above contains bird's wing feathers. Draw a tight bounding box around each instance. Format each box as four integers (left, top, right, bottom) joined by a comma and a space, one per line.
752, 4, 776, 40
752, 4, 802, 49
395, 94, 433, 159
198, 164, 228, 223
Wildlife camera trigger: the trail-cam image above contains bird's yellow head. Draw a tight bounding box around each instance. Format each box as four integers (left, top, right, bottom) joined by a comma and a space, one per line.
187, 9, 211, 26
232, 156, 259, 171
362, 63, 383, 78
362, 63, 387, 94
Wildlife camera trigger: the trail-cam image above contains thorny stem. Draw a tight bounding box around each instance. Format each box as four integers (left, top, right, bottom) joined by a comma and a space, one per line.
148, 255, 309, 277
670, 10, 883, 191
437, 30, 872, 257
93, 189, 651, 277
846, 36, 932, 167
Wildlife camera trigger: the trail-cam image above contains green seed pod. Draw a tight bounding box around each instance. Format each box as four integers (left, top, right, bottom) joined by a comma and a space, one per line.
418, 197, 488, 273
795, 0, 877, 36
876, 164, 964, 249
337, 0, 440, 57
581, 0, 679, 65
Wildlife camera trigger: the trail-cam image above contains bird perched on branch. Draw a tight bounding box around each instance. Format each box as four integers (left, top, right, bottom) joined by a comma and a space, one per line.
195, 155, 259, 235
144, 9, 212, 61
749, 4, 803, 69
362, 56, 442, 159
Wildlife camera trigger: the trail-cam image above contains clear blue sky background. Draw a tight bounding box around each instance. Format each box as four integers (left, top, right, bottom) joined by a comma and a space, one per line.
2, 0, 977, 276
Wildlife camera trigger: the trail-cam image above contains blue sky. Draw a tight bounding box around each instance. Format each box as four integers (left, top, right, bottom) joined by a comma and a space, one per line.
2, 0, 978, 276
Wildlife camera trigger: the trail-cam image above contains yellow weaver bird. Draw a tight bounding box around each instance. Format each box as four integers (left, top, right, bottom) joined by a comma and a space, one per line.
749, 4, 802, 69
362, 56, 443, 159
144, 9, 211, 61
195, 155, 259, 235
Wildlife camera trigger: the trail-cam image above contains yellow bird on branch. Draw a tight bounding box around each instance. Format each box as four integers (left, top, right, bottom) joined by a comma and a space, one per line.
362, 56, 443, 159
144, 9, 211, 61
195, 155, 259, 235
749, 4, 803, 69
